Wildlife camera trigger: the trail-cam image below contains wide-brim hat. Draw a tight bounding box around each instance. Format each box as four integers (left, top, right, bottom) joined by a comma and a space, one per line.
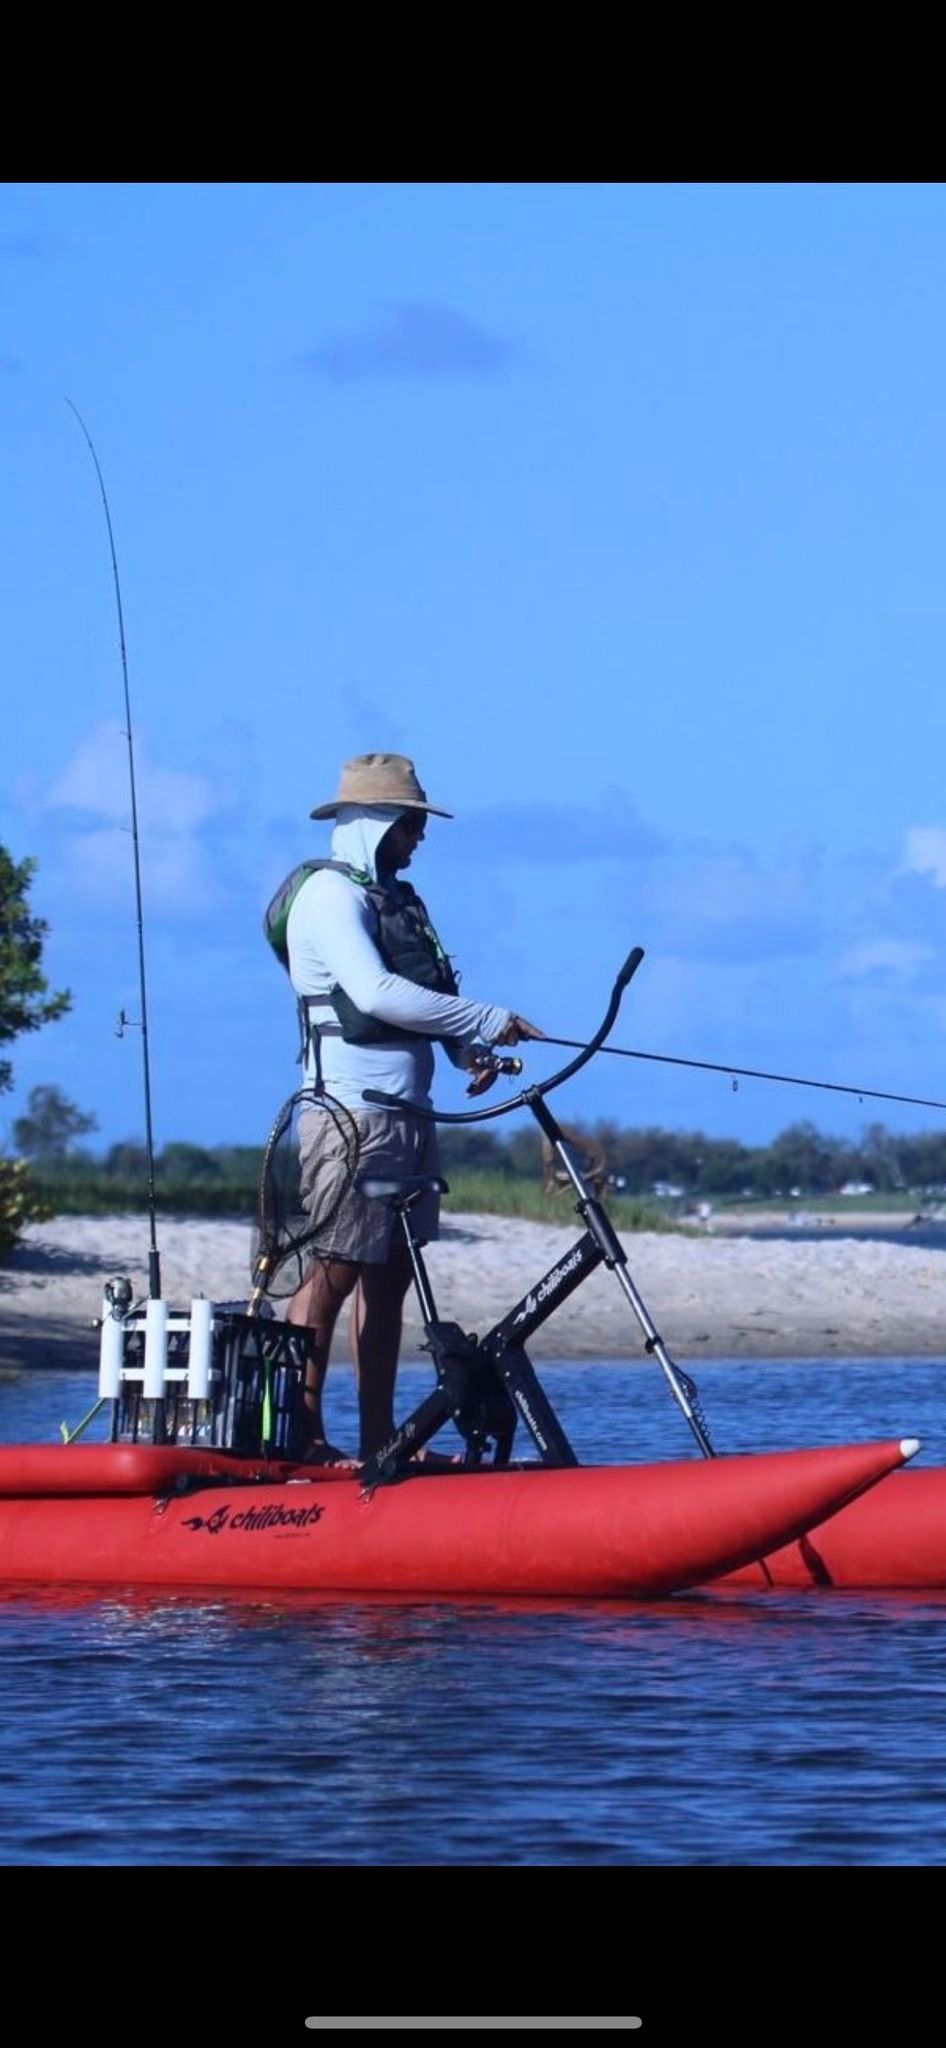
310, 753, 453, 820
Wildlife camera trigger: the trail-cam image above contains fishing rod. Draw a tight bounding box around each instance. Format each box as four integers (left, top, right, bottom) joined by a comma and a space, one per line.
67, 401, 161, 1299
534, 1038, 946, 1118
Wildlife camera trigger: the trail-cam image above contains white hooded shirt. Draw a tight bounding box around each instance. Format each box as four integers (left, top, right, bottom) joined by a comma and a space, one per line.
285, 806, 512, 1112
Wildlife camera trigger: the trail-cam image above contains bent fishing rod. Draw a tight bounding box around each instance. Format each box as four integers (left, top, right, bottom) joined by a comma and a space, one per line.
532, 1038, 946, 1119
67, 401, 162, 1299
405, 975, 946, 1120
365, 945, 716, 1457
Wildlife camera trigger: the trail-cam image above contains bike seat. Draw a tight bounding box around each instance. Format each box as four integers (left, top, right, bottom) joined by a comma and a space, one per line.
355, 1172, 449, 1203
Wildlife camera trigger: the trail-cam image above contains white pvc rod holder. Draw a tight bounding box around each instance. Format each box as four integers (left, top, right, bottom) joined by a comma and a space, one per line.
143, 1298, 169, 1399
98, 1297, 124, 1400
187, 1298, 213, 1400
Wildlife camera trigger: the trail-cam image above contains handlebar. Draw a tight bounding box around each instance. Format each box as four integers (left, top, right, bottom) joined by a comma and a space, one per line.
362, 945, 645, 1125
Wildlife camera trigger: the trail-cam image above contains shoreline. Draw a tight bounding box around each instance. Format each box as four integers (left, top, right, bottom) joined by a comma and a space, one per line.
1, 1210, 945, 1372
702, 1206, 933, 1234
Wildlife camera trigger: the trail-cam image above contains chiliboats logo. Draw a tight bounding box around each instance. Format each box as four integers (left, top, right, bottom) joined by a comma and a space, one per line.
511, 1246, 585, 1325
182, 1502, 324, 1535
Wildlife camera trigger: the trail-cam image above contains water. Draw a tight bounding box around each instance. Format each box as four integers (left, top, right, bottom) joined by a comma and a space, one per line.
2, 1355, 946, 1869
723, 1220, 946, 1249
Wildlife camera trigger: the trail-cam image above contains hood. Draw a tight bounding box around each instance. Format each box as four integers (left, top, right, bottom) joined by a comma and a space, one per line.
330, 805, 409, 881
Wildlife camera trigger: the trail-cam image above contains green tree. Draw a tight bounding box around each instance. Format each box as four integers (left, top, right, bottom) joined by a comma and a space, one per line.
0, 847, 72, 1255
765, 1120, 840, 1195
438, 1127, 509, 1174
104, 1141, 150, 1179
158, 1143, 222, 1185
0, 849, 71, 1096
13, 1084, 98, 1162
503, 1126, 543, 1178
858, 1121, 907, 1193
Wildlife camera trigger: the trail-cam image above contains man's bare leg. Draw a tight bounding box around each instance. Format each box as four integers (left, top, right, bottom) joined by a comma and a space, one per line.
286, 1256, 360, 1458
349, 1249, 414, 1460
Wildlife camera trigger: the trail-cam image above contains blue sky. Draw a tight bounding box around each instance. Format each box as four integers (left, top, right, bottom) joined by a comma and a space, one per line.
3, 181, 946, 1154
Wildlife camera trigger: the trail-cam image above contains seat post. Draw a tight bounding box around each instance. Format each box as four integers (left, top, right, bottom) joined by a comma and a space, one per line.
396, 1198, 440, 1329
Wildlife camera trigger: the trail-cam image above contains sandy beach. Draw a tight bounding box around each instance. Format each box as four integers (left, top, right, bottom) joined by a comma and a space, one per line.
1, 1210, 945, 1373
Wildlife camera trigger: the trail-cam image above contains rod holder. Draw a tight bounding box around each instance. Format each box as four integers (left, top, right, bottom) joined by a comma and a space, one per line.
143, 1298, 169, 1399
98, 1296, 125, 1400
187, 1298, 213, 1400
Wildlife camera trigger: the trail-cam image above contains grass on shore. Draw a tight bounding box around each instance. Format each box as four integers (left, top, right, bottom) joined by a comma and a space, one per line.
441, 1171, 671, 1230
20, 1169, 672, 1233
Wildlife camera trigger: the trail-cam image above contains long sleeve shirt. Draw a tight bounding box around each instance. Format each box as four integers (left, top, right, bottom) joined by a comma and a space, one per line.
286, 808, 512, 1112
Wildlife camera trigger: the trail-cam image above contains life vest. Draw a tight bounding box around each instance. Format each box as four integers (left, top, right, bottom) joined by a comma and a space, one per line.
263, 858, 459, 1067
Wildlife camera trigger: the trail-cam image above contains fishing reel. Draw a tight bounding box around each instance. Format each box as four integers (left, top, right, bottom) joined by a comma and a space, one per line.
465, 1052, 524, 1096
91, 1275, 134, 1338
104, 1275, 134, 1319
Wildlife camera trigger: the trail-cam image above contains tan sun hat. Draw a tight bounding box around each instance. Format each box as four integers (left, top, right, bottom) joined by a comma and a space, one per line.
310, 753, 453, 820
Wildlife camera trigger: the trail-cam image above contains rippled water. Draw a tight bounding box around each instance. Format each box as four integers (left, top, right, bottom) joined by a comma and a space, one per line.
2, 1354, 946, 1867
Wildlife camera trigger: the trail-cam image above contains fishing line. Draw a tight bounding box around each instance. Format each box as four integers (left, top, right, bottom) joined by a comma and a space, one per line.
539, 1038, 946, 1117
66, 400, 162, 1297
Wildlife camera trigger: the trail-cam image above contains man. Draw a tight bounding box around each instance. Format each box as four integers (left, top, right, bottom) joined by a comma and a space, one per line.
283, 752, 544, 1464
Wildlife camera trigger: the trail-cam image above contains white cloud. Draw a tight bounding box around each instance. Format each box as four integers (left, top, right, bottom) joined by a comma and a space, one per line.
36, 722, 223, 915
647, 853, 787, 925
902, 826, 946, 888
54, 825, 222, 915
41, 721, 217, 835
836, 939, 936, 980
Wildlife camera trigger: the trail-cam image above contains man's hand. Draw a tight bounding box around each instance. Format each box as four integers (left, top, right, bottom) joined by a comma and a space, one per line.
466, 1056, 501, 1097
495, 1013, 545, 1047
465, 1019, 543, 1095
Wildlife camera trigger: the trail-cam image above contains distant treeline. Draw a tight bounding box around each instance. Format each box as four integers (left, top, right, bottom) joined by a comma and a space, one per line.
25, 1117, 946, 1214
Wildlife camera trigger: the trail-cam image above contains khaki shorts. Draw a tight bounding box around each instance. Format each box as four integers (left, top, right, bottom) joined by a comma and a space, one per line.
297, 1105, 442, 1265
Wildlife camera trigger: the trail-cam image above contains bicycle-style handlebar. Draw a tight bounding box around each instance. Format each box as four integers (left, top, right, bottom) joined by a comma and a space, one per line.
363, 945, 645, 1124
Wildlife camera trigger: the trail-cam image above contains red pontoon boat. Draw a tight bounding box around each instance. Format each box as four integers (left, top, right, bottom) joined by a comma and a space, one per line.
0, 1438, 920, 1599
